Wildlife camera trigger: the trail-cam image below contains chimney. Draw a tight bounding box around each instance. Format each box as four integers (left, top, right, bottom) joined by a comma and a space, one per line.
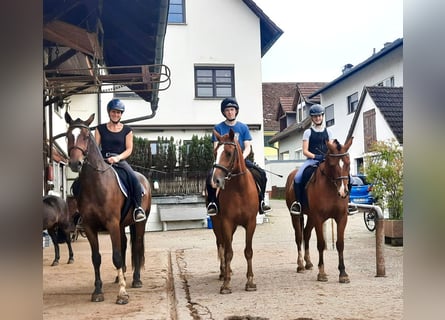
342, 63, 353, 74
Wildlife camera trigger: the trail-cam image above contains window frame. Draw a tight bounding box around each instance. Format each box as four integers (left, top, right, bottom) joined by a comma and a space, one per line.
194, 66, 235, 98
325, 104, 335, 127
347, 92, 359, 114
168, 0, 186, 24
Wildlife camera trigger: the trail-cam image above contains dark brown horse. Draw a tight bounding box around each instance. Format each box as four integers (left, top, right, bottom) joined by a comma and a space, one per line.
43, 194, 75, 266
64, 112, 151, 304
285, 137, 353, 283
210, 129, 259, 294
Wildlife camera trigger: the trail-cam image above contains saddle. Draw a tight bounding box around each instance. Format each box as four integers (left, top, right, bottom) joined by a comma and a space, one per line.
71, 166, 134, 222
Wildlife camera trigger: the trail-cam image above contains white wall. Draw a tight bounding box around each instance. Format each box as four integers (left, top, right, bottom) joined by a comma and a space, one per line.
114, 0, 266, 166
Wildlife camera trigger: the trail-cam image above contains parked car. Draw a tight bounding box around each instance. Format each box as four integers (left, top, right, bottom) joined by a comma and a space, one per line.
350, 175, 375, 205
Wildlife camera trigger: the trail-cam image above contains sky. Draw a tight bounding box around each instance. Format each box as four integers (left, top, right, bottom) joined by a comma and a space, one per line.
254, 0, 403, 82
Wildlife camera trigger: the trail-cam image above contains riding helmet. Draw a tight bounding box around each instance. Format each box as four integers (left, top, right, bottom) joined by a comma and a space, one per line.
220, 97, 239, 116
309, 104, 324, 116
107, 99, 125, 113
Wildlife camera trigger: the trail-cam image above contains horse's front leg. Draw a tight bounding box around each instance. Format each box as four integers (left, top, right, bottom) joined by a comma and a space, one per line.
314, 223, 328, 282
85, 229, 104, 302
244, 223, 257, 292
336, 218, 350, 283
115, 229, 127, 284
220, 229, 234, 294
109, 226, 129, 304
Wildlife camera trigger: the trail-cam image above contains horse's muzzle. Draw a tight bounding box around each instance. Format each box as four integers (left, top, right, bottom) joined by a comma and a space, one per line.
69, 160, 83, 173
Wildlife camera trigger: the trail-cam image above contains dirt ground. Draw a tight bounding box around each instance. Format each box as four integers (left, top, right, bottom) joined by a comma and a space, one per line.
43, 199, 403, 320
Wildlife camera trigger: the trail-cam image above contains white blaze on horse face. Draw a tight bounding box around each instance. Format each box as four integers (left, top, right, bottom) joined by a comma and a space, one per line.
71, 127, 81, 146
212, 145, 225, 188
339, 158, 344, 169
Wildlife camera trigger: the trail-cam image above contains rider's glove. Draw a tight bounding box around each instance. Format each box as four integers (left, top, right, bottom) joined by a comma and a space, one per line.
314, 154, 324, 162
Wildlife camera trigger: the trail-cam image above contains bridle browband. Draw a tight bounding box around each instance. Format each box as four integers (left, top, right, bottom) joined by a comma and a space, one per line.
213, 141, 246, 180
322, 152, 350, 182
67, 123, 111, 172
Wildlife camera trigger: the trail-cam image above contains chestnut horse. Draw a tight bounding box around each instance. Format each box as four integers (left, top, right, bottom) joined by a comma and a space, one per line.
285, 137, 353, 283
64, 112, 151, 304
210, 129, 259, 294
43, 194, 75, 266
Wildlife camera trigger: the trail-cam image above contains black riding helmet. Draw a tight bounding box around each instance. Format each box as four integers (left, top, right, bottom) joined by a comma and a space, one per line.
107, 99, 125, 113
309, 104, 324, 116
220, 97, 239, 117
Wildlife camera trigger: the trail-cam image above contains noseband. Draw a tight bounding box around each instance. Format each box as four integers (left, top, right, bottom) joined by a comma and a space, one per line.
213, 141, 245, 180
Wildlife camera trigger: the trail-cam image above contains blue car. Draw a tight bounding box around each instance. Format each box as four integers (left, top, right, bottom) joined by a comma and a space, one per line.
349, 175, 374, 205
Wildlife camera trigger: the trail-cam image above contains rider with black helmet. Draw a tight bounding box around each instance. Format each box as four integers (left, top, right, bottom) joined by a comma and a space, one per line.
290, 104, 334, 215
206, 97, 271, 216
95, 99, 146, 222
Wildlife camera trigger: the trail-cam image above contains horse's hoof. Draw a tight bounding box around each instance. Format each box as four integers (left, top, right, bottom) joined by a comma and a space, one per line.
305, 263, 313, 270
339, 276, 350, 284
51, 261, 59, 267
132, 280, 143, 288
296, 266, 305, 273
220, 286, 232, 294
67, 258, 74, 264
245, 283, 257, 291
91, 293, 104, 302
317, 274, 328, 282
116, 294, 129, 305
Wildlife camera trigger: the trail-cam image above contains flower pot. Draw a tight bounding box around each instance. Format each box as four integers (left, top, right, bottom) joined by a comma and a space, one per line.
384, 219, 403, 246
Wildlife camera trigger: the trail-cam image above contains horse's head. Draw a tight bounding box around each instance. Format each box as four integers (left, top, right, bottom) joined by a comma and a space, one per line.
324, 137, 353, 199
65, 112, 95, 173
211, 129, 244, 190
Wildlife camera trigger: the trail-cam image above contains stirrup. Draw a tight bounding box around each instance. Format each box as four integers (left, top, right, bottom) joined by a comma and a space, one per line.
290, 201, 301, 215
260, 200, 271, 214
207, 202, 218, 216
133, 207, 146, 222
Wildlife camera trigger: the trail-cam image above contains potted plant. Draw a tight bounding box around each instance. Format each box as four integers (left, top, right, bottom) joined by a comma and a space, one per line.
365, 139, 403, 245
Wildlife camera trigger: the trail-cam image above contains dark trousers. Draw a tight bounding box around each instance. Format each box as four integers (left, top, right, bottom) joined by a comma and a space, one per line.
115, 160, 142, 208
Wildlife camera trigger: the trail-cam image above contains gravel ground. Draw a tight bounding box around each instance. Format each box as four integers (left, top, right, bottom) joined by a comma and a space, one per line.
43, 199, 403, 320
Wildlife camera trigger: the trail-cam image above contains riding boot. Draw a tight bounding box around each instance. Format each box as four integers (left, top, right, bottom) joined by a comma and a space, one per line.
133, 180, 146, 222
290, 181, 302, 215
206, 174, 218, 216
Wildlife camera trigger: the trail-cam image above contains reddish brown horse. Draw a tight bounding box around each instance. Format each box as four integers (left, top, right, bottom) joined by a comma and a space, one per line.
43, 194, 75, 266
210, 129, 259, 294
65, 112, 151, 304
285, 137, 353, 283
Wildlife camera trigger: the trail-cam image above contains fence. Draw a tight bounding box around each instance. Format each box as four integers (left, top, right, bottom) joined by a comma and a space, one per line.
134, 165, 208, 196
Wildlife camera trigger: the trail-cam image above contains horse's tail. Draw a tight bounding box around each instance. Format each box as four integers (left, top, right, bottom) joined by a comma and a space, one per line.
130, 224, 145, 270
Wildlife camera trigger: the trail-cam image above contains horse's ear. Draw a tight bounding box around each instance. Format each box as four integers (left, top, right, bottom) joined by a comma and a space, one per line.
344, 136, 354, 150
65, 112, 72, 125
86, 113, 95, 126
228, 128, 235, 140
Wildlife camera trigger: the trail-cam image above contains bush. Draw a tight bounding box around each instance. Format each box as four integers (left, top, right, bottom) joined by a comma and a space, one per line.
365, 139, 403, 219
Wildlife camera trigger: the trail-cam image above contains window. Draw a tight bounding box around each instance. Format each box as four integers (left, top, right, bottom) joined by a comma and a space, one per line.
347, 92, 358, 114
377, 76, 395, 87
325, 104, 335, 127
195, 67, 234, 98
168, 0, 185, 24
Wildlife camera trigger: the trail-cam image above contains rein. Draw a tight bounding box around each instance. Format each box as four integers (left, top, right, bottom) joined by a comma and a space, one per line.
67, 123, 112, 173
213, 141, 246, 180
